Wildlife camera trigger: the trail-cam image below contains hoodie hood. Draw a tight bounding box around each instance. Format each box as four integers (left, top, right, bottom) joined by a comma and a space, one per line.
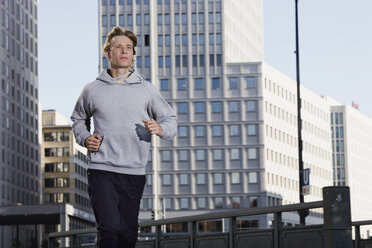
96, 68, 146, 85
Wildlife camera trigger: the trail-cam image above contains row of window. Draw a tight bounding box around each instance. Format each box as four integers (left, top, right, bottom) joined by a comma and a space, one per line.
160, 76, 255, 91
178, 124, 257, 138
176, 100, 257, 115
1, 24, 38, 57
44, 193, 69, 204
333, 153, 345, 166
102, 0, 220, 5
102, 13, 149, 27
1, 164, 38, 188
332, 140, 345, 153
158, 147, 258, 162
44, 178, 69, 188
267, 172, 299, 191
1, 184, 39, 204
331, 126, 344, 139
331, 112, 343, 125
45, 162, 69, 173
44, 147, 70, 157
141, 195, 257, 211
43, 131, 70, 142
1, 138, 39, 162
158, 12, 221, 25
151, 171, 259, 186
1, 71, 38, 98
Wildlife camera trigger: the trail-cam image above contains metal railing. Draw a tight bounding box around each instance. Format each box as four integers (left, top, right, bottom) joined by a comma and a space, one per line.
49, 187, 370, 248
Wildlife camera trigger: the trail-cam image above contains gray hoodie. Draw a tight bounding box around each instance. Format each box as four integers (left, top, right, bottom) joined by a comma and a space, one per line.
71, 69, 177, 175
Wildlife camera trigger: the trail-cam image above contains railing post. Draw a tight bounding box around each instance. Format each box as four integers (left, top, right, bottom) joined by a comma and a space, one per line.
354, 225, 360, 248
155, 225, 161, 248
229, 217, 236, 248
189, 221, 197, 248
323, 186, 352, 248
273, 212, 282, 248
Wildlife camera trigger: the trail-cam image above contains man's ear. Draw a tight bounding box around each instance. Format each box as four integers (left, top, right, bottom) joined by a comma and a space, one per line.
105, 51, 111, 60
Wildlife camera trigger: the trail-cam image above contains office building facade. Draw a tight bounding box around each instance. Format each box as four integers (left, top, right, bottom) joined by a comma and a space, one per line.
41, 110, 93, 243
0, 0, 40, 246
326, 97, 372, 237
98, 0, 333, 227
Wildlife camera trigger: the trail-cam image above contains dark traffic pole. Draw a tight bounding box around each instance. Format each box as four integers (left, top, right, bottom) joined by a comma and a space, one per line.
295, 0, 306, 225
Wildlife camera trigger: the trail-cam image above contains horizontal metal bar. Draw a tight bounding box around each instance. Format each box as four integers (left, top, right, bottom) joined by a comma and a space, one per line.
49, 201, 323, 239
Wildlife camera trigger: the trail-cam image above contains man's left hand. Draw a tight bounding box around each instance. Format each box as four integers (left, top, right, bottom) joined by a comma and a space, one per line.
142, 120, 162, 136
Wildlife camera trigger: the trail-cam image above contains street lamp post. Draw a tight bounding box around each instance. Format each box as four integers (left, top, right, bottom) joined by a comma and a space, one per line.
295, 0, 306, 225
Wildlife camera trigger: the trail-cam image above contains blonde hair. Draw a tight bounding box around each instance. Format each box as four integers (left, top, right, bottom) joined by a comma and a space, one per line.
103, 26, 137, 55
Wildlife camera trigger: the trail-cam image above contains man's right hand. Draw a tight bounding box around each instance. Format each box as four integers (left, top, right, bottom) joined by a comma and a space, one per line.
84, 134, 103, 152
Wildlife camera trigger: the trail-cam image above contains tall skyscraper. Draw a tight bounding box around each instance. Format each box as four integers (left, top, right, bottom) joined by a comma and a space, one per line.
0, 0, 40, 246
326, 96, 372, 237
98, 0, 333, 227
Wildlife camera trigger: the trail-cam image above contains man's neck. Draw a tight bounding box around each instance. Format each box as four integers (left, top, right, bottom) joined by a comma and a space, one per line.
110, 68, 131, 81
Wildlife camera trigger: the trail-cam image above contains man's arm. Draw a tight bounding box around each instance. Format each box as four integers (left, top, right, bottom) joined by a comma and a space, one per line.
70, 86, 94, 148
145, 83, 177, 140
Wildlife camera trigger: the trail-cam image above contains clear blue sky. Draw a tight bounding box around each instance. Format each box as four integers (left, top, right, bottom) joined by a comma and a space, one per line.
39, 0, 372, 121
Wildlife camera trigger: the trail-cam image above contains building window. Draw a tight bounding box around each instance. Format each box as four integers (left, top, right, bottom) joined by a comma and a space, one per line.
178, 126, 188, 137
216, 12, 221, 23
162, 150, 171, 161
249, 196, 258, 208
174, 13, 180, 25
102, 15, 107, 26
214, 197, 223, 209
246, 100, 256, 112
214, 173, 223, 184
247, 124, 257, 136
195, 126, 205, 137
127, 14, 133, 25
198, 13, 204, 24
229, 78, 238, 89
230, 149, 240, 160
208, 12, 214, 24
179, 150, 188, 161
209, 33, 214, 45
229, 125, 239, 136
212, 77, 220, 89
198, 198, 206, 209
164, 14, 170, 24
165, 56, 171, 67
248, 148, 257, 159
145, 56, 150, 67
178, 78, 187, 90
175, 34, 180, 46
229, 101, 239, 112
165, 35, 170, 46
232, 197, 240, 208
158, 14, 163, 25
216, 33, 222, 44
249, 172, 258, 183
136, 14, 141, 25
246, 77, 256, 88
199, 34, 205, 45
212, 125, 222, 137
158, 35, 163, 46
231, 173, 240, 184
194, 78, 203, 90
177, 102, 187, 114
196, 149, 205, 161
162, 174, 171, 185
195, 102, 205, 113
180, 198, 189, 209
158, 56, 163, 68
213, 149, 223, 160
180, 174, 188, 185
182, 13, 187, 24
111, 15, 116, 26
212, 101, 222, 113
160, 79, 169, 90
144, 14, 150, 24
196, 174, 206, 185
119, 15, 124, 25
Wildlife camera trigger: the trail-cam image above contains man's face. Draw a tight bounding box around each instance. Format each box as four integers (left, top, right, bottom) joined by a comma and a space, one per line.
106, 35, 134, 69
